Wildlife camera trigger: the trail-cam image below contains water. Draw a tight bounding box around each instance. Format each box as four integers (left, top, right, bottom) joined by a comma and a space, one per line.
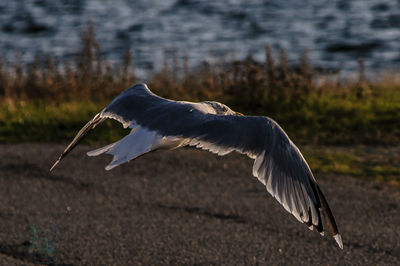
1, 0, 400, 76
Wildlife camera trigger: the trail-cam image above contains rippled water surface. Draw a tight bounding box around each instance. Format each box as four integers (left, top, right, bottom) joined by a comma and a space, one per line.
1, 0, 400, 74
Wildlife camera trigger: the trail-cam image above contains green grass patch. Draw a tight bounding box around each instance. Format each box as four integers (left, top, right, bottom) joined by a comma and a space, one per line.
303, 146, 400, 184
0, 100, 129, 143
1, 101, 399, 184
1, 95, 399, 145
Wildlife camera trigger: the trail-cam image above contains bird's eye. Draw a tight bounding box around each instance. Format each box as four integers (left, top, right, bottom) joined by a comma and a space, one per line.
222, 106, 227, 112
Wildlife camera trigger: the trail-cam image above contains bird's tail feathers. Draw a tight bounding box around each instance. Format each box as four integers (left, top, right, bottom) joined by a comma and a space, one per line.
87, 127, 168, 170
87, 142, 116, 157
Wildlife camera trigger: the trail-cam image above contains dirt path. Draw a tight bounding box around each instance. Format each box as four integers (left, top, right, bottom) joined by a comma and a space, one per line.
0, 144, 399, 265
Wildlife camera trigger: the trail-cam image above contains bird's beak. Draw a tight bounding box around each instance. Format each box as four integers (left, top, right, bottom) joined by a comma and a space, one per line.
235, 112, 244, 116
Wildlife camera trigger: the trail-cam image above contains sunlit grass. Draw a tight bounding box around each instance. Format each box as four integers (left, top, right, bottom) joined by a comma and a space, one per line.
0, 100, 128, 143
1, 90, 399, 145
0, 25, 399, 146
303, 146, 400, 185
1, 100, 399, 184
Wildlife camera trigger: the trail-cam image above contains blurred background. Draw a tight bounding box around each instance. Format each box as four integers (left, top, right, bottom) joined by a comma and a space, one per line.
1, 0, 399, 146
1, 0, 400, 76
0, 1, 399, 265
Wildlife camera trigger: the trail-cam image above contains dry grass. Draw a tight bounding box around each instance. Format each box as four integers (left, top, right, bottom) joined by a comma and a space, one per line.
0, 25, 399, 145
1, 26, 398, 104
0, 25, 136, 102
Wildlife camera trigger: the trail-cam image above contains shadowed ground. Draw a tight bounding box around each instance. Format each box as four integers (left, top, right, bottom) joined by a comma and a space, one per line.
0, 144, 399, 265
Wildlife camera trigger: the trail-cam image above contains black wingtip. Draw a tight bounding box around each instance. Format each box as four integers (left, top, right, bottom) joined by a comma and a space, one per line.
314, 184, 343, 248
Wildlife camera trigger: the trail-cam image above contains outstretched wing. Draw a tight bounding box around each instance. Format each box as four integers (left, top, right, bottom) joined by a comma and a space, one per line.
50, 83, 342, 248
50, 84, 187, 170
138, 109, 342, 248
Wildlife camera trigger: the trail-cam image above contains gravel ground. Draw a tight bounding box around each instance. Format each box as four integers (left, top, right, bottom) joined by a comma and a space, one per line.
0, 143, 399, 265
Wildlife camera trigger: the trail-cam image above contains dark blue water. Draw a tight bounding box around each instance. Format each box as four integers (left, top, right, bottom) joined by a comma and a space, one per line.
1, 0, 400, 76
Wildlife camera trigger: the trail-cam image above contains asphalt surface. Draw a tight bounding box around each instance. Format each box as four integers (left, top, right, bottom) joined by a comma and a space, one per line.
0, 143, 399, 265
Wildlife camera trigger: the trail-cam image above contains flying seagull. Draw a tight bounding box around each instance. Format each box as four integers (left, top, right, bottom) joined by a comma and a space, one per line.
50, 83, 343, 249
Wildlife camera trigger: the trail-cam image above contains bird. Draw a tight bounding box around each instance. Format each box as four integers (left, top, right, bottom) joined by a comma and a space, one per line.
50, 83, 343, 249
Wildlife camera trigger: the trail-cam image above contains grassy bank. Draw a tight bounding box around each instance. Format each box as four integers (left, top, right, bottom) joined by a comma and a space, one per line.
0, 100, 141, 144
1, 95, 399, 145
302, 146, 400, 185
0, 26, 399, 146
